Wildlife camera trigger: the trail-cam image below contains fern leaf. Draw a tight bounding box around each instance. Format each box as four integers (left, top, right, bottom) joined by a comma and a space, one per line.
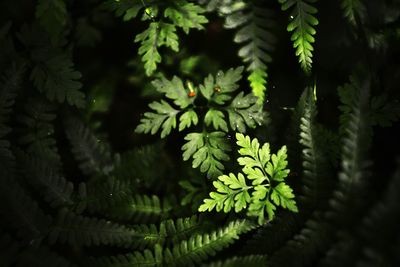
370, 94, 400, 127
135, 22, 179, 76
152, 75, 195, 109
221, 2, 276, 103
135, 100, 179, 138
199, 66, 244, 105
0, 176, 52, 242
163, 219, 256, 266
200, 134, 297, 224
36, 0, 67, 38
104, 0, 143, 21
279, 0, 318, 73
164, 0, 208, 34
0, 62, 25, 138
205, 109, 229, 132
65, 117, 114, 176
340, 0, 366, 25
49, 209, 137, 247
331, 75, 372, 224
30, 53, 85, 107
17, 151, 74, 208
17, 98, 60, 165
182, 131, 231, 178
227, 92, 265, 133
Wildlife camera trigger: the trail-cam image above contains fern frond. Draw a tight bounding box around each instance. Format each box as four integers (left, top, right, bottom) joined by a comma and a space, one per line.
104, 0, 143, 21
135, 22, 179, 76
135, 100, 180, 138
130, 215, 202, 249
65, 117, 114, 177
36, 0, 67, 38
340, 0, 366, 25
17, 97, 61, 165
94, 219, 255, 267
0, 176, 52, 242
200, 133, 297, 224
205, 255, 267, 267
0, 62, 25, 138
370, 94, 400, 127
163, 219, 256, 266
49, 209, 137, 247
298, 87, 330, 208
221, 2, 276, 103
17, 151, 74, 208
30, 53, 85, 107
182, 131, 231, 179
330, 76, 372, 224
165, 0, 208, 34
279, 0, 318, 73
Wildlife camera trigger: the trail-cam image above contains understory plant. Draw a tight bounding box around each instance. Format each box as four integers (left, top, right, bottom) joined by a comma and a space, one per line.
1, 0, 400, 266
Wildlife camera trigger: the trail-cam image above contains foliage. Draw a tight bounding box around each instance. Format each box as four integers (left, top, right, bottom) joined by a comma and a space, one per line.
0, 0, 399, 266
135, 66, 266, 178
199, 133, 298, 224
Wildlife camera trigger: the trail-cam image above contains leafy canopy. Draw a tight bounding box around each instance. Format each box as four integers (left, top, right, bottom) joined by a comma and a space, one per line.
199, 133, 298, 224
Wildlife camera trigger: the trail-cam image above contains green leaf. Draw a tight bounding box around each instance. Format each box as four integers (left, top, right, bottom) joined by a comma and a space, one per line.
200, 134, 297, 223
182, 131, 231, 178
152, 76, 193, 109
270, 183, 298, 212
179, 109, 198, 131
135, 22, 162, 76
30, 54, 85, 108
199, 67, 244, 105
266, 145, 290, 182
279, 0, 318, 73
135, 100, 179, 138
204, 109, 228, 132
105, 0, 143, 21
164, 0, 208, 34
221, 2, 276, 104
227, 92, 265, 133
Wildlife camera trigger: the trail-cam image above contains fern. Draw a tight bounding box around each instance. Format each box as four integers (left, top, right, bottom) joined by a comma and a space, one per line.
220, 1, 276, 103
65, 117, 114, 177
278, 0, 319, 73
93, 219, 255, 267
78, 178, 170, 223
110, 0, 207, 75
30, 53, 85, 108
17, 151, 74, 208
298, 87, 329, 208
199, 133, 298, 224
0, 62, 25, 138
36, 0, 67, 38
49, 209, 139, 247
330, 75, 372, 224
340, 0, 366, 25
182, 131, 231, 178
17, 98, 60, 165
136, 67, 265, 178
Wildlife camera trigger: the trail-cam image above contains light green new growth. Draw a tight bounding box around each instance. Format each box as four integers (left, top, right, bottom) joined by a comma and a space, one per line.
199, 133, 298, 224
279, 0, 318, 73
